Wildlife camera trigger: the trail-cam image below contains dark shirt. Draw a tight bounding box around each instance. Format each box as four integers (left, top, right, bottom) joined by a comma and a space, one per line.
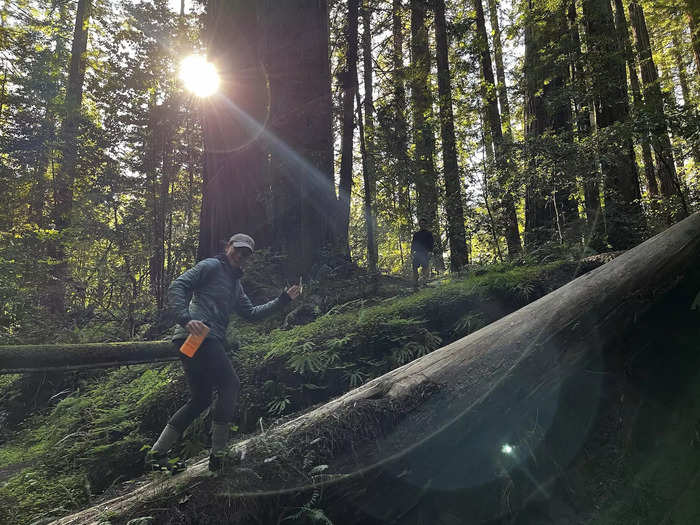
411, 229, 434, 253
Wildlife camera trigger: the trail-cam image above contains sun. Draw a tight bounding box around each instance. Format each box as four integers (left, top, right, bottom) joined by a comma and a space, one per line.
179, 55, 219, 97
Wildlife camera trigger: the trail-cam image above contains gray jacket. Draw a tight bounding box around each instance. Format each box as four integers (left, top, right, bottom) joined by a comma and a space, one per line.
168, 254, 290, 342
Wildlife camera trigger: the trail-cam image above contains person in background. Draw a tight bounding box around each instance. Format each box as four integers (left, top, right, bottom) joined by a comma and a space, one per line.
411, 221, 434, 289
147, 233, 301, 473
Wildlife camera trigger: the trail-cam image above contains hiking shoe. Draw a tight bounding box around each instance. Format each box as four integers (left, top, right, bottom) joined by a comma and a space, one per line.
208, 449, 242, 472
146, 451, 187, 474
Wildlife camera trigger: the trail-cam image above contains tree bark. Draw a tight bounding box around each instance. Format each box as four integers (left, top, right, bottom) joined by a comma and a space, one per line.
337, 0, 361, 260
263, 0, 336, 277
434, 0, 468, 271
46, 0, 91, 316
582, 0, 645, 250
392, 0, 413, 250
0, 341, 175, 374
473, 0, 521, 257
629, 1, 687, 222
360, 0, 378, 274
672, 31, 700, 165
569, 0, 604, 250
198, 1, 269, 260
524, 0, 578, 249
611, 0, 657, 197
687, 0, 700, 75
486, 0, 512, 137
410, 0, 445, 270
51, 212, 700, 525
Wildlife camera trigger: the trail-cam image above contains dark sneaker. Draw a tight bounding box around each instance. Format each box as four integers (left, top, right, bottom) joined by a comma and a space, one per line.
208, 449, 242, 472
146, 451, 187, 474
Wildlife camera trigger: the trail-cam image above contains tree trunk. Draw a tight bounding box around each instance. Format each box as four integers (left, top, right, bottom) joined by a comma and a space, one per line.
410, 0, 445, 270
392, 0, 413, 250
582, 0, 645, 250
198, 1, 269, 260
612, 0, 657, 197
360, 1, 378, 274
486, 0, 512, 136
524, 0, 579, 249
46, 0, 91, 316
337, 0, 361, 260
50, 212, 700, 525
687, 0, 700, 75
569, 0, 604, 250
473, 0, 521, 257
263, 0, 336, 277
629, 1, 687, 222
434, 0, 468, 271
672, 31, 700, 165
0, 341, 176, 374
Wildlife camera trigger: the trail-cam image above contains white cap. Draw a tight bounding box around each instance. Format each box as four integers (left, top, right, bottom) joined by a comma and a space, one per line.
228, 233, 255, 252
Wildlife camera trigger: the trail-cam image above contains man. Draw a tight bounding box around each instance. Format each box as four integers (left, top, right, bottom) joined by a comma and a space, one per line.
147, 233, 301, 473
411, 221, 434, 289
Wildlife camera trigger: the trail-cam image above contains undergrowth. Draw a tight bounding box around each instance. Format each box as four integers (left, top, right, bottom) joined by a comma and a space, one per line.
0, 261, 583, 524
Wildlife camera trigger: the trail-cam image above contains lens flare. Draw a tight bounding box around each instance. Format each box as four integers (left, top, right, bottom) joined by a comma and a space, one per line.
179, 55, 219, 97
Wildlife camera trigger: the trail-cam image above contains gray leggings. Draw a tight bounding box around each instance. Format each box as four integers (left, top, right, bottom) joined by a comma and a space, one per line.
168, 338, 240, 433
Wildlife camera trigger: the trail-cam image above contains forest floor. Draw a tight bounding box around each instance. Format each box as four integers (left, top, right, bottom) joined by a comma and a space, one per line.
4, 255, 698, 524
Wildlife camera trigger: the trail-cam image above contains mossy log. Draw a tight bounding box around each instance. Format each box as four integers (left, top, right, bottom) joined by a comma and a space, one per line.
52, 213, 700, 524
0, 341, 176, 374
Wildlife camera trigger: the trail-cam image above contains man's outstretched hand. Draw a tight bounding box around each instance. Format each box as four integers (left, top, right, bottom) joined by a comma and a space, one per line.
185, 320, 208, 337
285, 284, 302, 300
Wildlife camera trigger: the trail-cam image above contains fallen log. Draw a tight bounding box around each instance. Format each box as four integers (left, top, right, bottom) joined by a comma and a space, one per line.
0, 341, 175, 374
49, 213, 700, 525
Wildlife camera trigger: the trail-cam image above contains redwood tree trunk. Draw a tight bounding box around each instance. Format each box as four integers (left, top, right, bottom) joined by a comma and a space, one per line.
410, 0, 445, 270
392, 0, 413, 248
487, 0, 512, 136
629, 1, 687, 222
612, 0, 657, 197
337, 0, 360, 259
361, 0, 378, 273
198, 1, 269, 260
473, 0, 521, 257
263, 0, 336, 277
582, 0, 645, 249
569, 0, 604, 250
434, 0, 468, 271
46, 0, 91, 316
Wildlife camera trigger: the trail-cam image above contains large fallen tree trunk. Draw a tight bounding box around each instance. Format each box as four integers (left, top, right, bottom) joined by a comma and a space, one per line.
52, 213, 700, 524
0, 341, 175, 374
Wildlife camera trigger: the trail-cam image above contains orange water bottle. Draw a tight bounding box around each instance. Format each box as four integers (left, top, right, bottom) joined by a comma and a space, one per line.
180, 324, 210, 358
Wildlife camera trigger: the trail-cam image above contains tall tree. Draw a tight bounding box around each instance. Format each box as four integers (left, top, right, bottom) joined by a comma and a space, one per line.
686, 0, 700, 75
434, 0, 468, 271
337, 0, 360, 259
410, 0, 444, 269
198, 1, 269, 259
671, 30, 700, 165
582, 0, 644, 249
612, 0, 657, 197
473, 0, 521, 256
360, 0, 378, 273
568, 0, 604, 249
486, 0, 512, 135
263, 0, 336, 276
629, 1, 687, 221
391, 0, 413, 248
46, 0, 92, 315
